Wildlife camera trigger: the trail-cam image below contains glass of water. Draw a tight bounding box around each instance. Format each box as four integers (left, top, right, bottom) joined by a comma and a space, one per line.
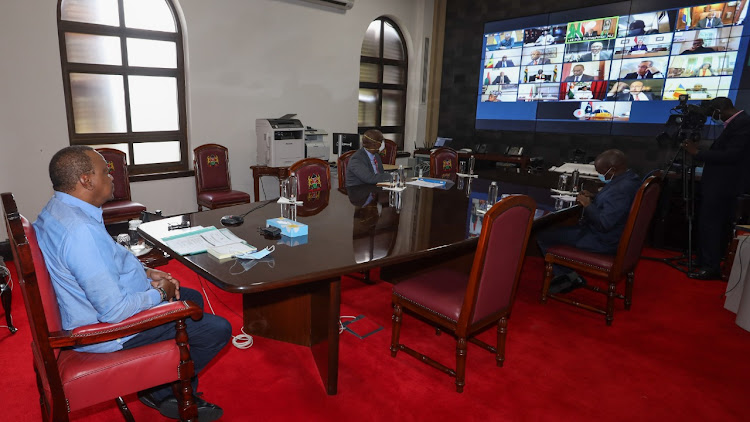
459, 161, 467, 174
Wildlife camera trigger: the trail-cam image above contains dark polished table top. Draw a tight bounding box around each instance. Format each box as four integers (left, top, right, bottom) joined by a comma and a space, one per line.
139, 171, 578, 294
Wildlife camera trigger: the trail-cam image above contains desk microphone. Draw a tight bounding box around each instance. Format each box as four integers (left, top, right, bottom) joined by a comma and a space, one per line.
220, 200, 275, 227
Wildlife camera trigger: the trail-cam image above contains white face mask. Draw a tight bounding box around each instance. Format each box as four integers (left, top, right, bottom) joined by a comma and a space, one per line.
378, 141, 385, 152
235, 245, 275, 260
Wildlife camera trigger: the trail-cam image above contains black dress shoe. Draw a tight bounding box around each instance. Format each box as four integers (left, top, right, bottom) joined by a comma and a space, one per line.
139, 392, 223, 421
548, 273, 586, 294
687, 269, 722, 281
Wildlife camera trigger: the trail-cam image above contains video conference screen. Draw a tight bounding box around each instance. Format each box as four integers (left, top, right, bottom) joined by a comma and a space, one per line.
476, 1, 750, 136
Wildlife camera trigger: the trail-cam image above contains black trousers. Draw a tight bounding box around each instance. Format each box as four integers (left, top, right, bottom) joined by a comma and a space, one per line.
122, 287, 232, 402
697, 192, 736, 273
537, 225, 618, 277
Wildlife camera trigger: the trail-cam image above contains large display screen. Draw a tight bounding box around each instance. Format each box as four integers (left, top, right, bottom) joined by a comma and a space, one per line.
476, 1, 750, 135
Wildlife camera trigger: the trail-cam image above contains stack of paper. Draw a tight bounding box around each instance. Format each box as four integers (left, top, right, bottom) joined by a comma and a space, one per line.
406, 178, 448, 188
162, 226, 254, 257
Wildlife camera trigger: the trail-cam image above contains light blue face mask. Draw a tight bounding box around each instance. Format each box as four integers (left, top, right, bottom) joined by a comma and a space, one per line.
235, 245, 275, 260
230, 255, 275, 275
598, 167, 614, 184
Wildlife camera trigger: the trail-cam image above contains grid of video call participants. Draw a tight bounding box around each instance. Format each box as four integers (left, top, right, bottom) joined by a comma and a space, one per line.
479, 1, 747, 122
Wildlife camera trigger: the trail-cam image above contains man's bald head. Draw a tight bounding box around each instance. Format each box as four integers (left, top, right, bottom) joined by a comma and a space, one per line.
594, 149, 627, 176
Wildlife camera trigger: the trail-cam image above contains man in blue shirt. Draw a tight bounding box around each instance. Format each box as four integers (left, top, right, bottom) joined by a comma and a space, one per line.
537, 150, 641, 293
34, 146, 231, 421
345, 129, 392, 187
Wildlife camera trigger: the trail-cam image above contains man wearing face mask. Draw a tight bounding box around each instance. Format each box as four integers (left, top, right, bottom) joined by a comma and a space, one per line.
537, 150, 641, 293
345, 129, 393, 187
684, 97, 750, 280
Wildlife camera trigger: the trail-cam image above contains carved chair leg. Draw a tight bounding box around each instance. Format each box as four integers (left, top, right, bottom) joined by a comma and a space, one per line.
496, 317, 507, 367
455, 337, 468, 393
115, 397, 135, 422
541, 260, 554, 303
1, 282, 16, 333
624, 272, 634, 310
174, 318, 198, 422
606, 283, 616, 326
390, 302, 403, 357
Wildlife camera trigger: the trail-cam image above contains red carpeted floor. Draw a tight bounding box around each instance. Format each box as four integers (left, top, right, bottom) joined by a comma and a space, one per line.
2, 249, 749, 421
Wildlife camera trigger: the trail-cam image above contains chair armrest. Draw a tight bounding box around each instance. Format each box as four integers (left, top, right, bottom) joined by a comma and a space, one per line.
48, 300, 203, 348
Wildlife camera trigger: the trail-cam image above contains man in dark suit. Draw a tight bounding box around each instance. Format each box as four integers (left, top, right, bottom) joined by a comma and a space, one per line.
345, 129, 392, 187
684, 98, 750, 280
537, 150, 641, 293
578, 42, 612, 61
680, 38, 715, 55
494, 55, 515, 68
617, 81, 659, 101
530, 69, 549, 82
629, 38, 648, 52
623, 60, 664, 79
526, 50, 550, 65
696, 12, 723, 29
564, 64, 595, 82
492, 72, 511, 84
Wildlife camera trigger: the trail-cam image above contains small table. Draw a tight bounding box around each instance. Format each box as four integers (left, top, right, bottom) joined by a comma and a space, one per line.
250, 165, 292, 202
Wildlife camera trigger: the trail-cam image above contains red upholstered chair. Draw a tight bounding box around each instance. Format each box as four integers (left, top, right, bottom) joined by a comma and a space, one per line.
429, 147, 459, 179
2, 192, 203, 422
391, 195, 536, 392
337, 150, 356, 189
193, 144, 251, 211
289, 158, 331, 200
540, 176, 661, 325
379, 139, 398, 166
96, 148, 146, 225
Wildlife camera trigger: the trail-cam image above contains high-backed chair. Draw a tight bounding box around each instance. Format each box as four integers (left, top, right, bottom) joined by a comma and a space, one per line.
337, 150, 356, 189
193, 144, 251, 211
0, 264, 15, 333
429, 147, 458, 179
2, 192, 203, 422
379, 139, 398, 166
289, 158, 331, 201
391, 195, 536, 392
540, 176, 661, 325
96, 148, 146, 225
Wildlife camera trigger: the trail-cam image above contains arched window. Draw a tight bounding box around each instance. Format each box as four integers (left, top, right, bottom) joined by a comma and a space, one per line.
359, 17, 408, 150
57, 0, 188, 177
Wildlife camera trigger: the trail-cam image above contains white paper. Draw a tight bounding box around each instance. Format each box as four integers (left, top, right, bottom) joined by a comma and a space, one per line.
551, 194, 578, 201
455, 173, 479, 178
382, 186, 406, 192
406, 179, 446, 188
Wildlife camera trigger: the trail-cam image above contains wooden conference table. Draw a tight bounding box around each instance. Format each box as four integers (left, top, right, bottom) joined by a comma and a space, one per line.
139, 171, 578, 395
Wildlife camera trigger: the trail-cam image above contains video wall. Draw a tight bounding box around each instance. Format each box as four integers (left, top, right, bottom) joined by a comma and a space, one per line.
476, 1, 750, 135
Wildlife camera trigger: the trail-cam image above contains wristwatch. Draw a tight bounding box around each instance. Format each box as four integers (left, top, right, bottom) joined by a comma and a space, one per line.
156, 287, 168, 302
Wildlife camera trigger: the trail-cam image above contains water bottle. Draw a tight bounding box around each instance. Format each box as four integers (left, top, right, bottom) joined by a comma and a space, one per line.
398, 165, 405, 188
487, 181, 498, 208
128, 219, 142, 249
469, 156, 476, 174
418, 166, 424, 179
558, 173, 569, 191
571, 169, 580, 193
288, 172, 298, 201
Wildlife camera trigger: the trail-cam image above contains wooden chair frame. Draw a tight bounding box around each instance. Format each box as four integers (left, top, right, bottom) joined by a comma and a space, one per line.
391, 195, 536, 392
193, 143, 250, 211
540, 176, 661, 325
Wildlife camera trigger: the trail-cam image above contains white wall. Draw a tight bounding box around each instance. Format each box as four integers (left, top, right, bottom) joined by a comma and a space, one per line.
0, 0, 434, 240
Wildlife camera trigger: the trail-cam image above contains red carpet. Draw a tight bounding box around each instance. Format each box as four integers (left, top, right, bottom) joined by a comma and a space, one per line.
2, 249, 750, 421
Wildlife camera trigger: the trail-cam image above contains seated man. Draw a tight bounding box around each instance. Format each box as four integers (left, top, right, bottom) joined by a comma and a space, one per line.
33, 146, 232, 421
680, 38, 715, 55
537, 150, 641, 293
345, 129, 392, 187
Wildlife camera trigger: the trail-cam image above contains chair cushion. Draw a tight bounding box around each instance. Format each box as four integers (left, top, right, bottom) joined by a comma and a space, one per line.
102, 200, 146, 220
197, 190, 251, 207
57, 340, 180, 412
393, 269, 468, 322
547, 244, 615, 273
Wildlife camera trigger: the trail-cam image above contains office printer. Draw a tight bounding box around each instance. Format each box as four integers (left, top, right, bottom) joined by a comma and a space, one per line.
304, 127, 329, 161
256, 115, 305, 167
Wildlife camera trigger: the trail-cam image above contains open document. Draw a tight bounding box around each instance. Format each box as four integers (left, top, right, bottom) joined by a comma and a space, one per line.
162, 226, 252, 256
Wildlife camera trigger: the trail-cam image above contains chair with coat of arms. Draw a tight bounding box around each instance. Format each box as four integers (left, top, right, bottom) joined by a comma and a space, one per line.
95, 148, 147, 225
193, 144, 251, 211
289, 158, 332, 201
429, 147, 458, 179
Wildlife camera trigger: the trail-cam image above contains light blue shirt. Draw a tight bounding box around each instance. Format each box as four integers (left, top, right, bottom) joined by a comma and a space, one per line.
364, 149, 379, 174
33, 192, 161, 352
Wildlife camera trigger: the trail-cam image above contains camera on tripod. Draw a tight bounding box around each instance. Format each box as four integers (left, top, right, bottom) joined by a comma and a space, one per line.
658, 95, 713, 145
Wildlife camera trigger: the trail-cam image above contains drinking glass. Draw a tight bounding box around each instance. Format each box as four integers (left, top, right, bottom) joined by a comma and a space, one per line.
459, 161, 467, 174
468, 156, 476, 174
557, 174, 569, 191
